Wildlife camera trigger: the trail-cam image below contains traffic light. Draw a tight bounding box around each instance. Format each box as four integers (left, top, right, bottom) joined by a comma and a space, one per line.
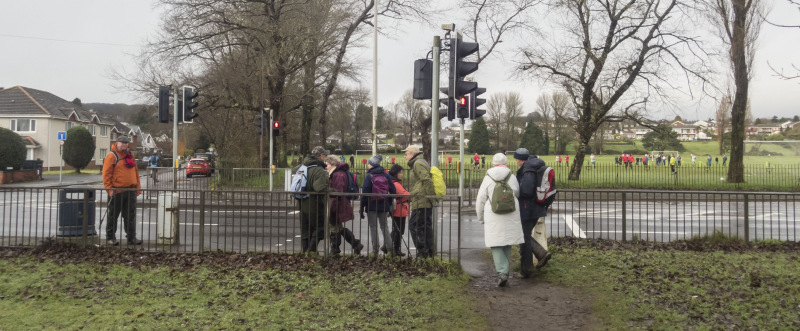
469, 87, 487, 120
413, 59, 432, 100
448, 33, 478, 99
158, 86, 170, 123
439, 98, 455, 121
182, 86, 199, 122
272, 120, 280, 136
457, 96, 469, 119
254, 113, 266, 136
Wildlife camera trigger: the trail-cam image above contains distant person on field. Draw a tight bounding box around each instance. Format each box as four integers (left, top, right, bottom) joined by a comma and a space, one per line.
723, 155, 727, 166
102, 136, 142, 246
473, 153, 480, 168
590, 153, 596, 169
691, 154, 696, 167
324, 155, 363, 255
707, 155, 712, 167
513, 148, 552, 277
476, 153, 523, 287
565, 155, 570, 167
350, 154, 355, 168
404, 145, 436, 258
670, 153, 677, 174
361, 158, 367, 168
715, 156, 719, 166
388, 164, 410, 257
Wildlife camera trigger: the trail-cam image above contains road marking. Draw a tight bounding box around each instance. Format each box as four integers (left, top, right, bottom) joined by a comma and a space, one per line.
288, 211, 299, 215
564, 214, 587, 238
140, 222, 219, 226
584, 230, 688, 235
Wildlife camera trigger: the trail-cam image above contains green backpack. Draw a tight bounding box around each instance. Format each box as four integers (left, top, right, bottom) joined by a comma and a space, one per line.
490, 173, 516, 214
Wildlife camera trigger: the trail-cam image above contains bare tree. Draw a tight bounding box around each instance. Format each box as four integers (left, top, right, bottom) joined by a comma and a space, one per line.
705, 0, 767, 182
715, 94, 732, 154
535, 94, 553, 154
485, 93, 504, 149
502, 92, 524, 150
518, 0, 708, 180
462, 0, 540, 64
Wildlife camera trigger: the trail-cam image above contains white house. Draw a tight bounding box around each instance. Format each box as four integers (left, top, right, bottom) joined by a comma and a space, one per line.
0, 86, 115, 170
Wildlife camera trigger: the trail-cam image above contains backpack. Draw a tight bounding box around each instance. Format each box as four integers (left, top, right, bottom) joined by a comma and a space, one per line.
345, 171, 359, 201
490, 173, 516, 214
368, 173, 391, 202
534, 166, 557, 207
290, 164, 317, 199
430, 166, 446, 200
149, 156, 159, 167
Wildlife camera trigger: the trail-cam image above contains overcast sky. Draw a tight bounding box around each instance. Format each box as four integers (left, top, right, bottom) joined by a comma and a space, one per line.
1, 0, 798, 122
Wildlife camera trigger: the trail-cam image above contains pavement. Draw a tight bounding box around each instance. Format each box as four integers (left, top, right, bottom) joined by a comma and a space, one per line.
2, 171, 146, 188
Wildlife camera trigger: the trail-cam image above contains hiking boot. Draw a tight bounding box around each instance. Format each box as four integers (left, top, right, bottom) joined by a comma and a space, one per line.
393, 249, 405, 257
127, 238, 143, 245
380, 245, 388, 255
106, 239, 119, 246
353, 243, 364, 255
498, 274, 509, 287
532, 241, 551, 269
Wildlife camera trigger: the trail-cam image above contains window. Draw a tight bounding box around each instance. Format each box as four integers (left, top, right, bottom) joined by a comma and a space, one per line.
11, 119, 36, 132
89, 125, 96, 136
26, 149, 35, 160
65, 122, 75, 131
99, 149, 107, 164
111, 132, 117, 140
100, 126, 108, 137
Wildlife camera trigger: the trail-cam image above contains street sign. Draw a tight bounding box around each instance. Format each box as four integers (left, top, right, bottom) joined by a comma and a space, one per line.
59, 140, 65, 146
57, 131, 66, 140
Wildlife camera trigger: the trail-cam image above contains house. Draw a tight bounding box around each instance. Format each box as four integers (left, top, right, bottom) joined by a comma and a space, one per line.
748, 124, 781, 136
671, 125, 699, 141
0, 86, 115, 170
632, 126, 652, 139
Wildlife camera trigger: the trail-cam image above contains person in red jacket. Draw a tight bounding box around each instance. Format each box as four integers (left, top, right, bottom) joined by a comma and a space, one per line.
388, 164, 410, 256
324, 155, 363, 255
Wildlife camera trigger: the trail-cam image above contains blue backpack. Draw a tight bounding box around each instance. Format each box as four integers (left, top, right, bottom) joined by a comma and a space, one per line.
290, 165, 317, 199
149, 156, 159, 167
345, 171, 359, 200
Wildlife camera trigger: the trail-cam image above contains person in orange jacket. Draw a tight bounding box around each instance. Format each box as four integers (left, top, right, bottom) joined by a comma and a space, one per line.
102, 136, 142, 246
388, 164, 410, 256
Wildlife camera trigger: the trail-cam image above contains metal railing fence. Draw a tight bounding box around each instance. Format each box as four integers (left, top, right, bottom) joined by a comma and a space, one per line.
0, 187, 463, 260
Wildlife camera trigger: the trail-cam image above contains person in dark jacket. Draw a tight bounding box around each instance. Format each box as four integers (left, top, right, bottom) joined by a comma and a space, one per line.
292, 146, 331, 253
325, 156, 364, 255
388, 164, 410, 256
360, 155, 396, 255
514, 148, 552, 277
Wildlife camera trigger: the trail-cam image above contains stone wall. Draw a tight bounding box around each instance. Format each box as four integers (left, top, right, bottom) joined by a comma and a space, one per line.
0, 170, 41, 184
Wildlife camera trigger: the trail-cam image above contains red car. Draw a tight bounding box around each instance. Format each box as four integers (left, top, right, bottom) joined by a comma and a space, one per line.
186, 158, 211, 178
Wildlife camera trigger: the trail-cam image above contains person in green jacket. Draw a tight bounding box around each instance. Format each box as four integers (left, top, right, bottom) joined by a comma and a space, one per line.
403, 145, 436, 258
293, 146, 332, 253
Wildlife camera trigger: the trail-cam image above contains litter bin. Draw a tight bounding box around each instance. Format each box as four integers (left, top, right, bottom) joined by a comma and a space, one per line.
57, 189, 97, 237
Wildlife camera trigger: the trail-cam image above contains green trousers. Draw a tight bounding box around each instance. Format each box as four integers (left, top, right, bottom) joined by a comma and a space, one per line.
491, 245, 512, 276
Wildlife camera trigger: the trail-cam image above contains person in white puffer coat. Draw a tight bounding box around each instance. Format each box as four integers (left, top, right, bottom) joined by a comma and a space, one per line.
476, 153, 524, 287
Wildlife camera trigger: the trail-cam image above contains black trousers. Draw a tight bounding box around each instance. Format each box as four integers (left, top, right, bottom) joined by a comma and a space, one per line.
300, 210, 325, 253
409, 208, 433, 258
519, 217, 539, 276
391, 215, 407, 252
106, 191, 137, 240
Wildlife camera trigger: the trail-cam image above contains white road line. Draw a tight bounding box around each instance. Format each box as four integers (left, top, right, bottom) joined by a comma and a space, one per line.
564, 214, 587, 238
584, 230, 688, 235
140, 222, 219, 226
288, 211, 300, 215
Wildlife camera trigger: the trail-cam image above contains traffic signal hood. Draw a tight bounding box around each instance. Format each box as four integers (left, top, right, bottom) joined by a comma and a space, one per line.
158, 86, 170, 123
254, 114, 266, 136
448, 33, 479, 98
183, 87, 199, 123
469, 87, 487, 120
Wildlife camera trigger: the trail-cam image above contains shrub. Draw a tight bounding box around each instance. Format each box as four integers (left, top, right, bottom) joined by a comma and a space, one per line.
0, 127, 26, 170
62, 126, 95, 173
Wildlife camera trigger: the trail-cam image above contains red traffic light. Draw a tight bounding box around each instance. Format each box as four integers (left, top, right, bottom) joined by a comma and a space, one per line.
273, 121, 279, 128
459, 97, 466, 105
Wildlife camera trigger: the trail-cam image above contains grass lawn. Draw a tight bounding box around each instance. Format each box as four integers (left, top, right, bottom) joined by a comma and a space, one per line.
507, 236, 800, 329
0, 250, 486, 330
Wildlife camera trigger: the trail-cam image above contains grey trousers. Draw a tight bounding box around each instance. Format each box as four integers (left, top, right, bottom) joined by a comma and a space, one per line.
367, 211, 392, 254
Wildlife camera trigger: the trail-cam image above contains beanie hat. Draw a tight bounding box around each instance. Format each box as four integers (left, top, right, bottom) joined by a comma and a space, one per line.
513, 148, 530, 161
368, 155, 383, 167
492, 153, 508, 166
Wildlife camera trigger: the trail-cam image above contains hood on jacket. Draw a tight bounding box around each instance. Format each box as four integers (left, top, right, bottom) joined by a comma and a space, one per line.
486, 166, 513, 181
367, 165, 386, 175
333, 162, 350, 173
303, 155, 326, 168
520, 156, 546, 173
407, 152, 423, 167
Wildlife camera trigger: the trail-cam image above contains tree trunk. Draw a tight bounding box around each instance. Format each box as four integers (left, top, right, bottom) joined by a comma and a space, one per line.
421, 117, 432, 164
569, 140, 589, 180
727, 0, 749, 183
300, 60, 315, 156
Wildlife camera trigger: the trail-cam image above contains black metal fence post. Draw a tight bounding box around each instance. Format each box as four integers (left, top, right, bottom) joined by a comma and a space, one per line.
622, 192, 627, 242
199, 191, 205, 253
744, 193, 750, 242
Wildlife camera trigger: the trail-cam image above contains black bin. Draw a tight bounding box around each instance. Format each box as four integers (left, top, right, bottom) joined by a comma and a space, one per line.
57, 189, 97, 236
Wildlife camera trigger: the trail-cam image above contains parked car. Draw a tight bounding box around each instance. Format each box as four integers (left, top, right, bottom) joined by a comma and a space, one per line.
194, 153, 216, 173
136, 156, 150, 170
186, 158, 211, 178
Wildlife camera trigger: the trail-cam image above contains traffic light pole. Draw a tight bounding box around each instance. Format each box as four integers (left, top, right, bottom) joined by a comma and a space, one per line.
259, 108, 264, 167
173, 87, 179, 190
269, 108, 274, 191
431, 36, 440, 167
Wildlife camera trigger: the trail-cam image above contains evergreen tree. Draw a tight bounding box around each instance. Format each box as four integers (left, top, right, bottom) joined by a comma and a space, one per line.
641, 124, 683, 151
520, 119, 548, 155
0, 128, 26, 170
62, 126, 96, 174
468, 117, 491, 154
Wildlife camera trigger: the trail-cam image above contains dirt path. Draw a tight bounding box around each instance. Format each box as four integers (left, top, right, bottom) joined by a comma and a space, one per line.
462, 249, 597, 331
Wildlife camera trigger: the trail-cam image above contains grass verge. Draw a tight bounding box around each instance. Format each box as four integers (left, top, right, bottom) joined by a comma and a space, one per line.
0, 246, 487, 330
530, 236, 800, 329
